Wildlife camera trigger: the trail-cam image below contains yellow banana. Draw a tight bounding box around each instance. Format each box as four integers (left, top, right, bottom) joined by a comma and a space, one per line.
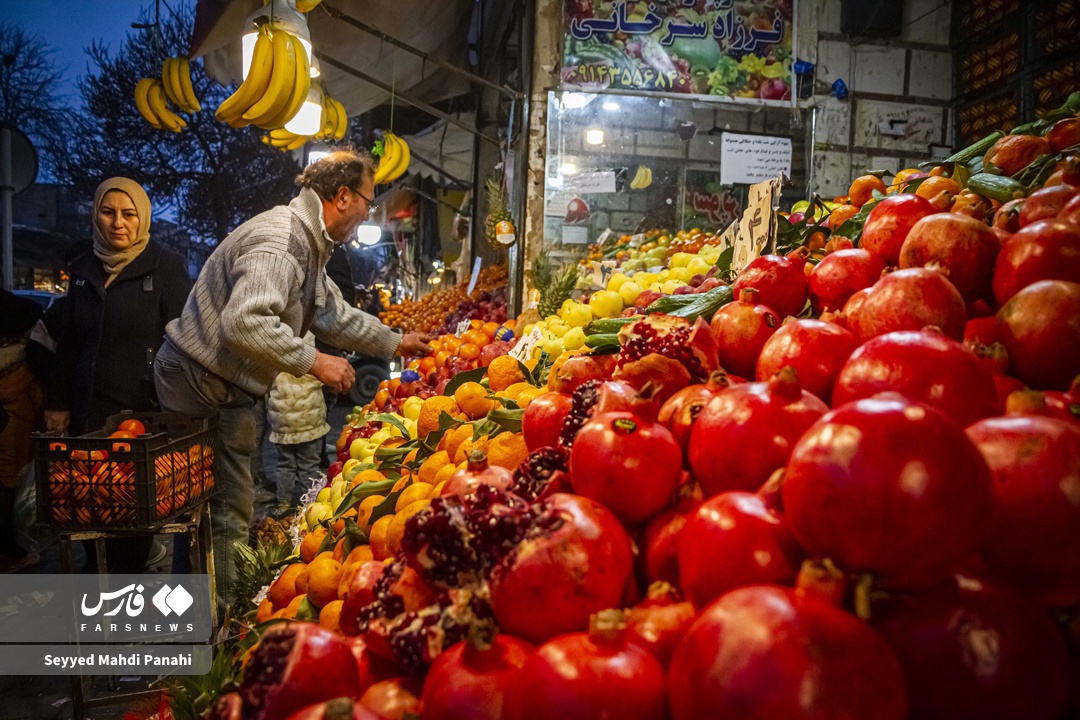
385, 133, 410, 182
134, 78, 163, 129
177, 57, 201, 113
315, 97, 332, 140
331, 98, 348, 140
243, 27, 296, 126
215, 25, 273, 124
161, 58, 183, 109
147, 80, 185, 132
283, 134, 307, 151
373, 133, 397, 184
260, 33, 309, 129
269, 127, 297, 140
295, 0, 322, 11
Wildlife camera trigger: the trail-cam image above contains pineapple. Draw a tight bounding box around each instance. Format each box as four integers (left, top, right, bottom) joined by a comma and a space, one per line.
485, 178, 513, 249
536, 259, 578, 318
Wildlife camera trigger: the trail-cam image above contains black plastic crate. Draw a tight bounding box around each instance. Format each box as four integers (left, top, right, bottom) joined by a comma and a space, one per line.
34, 412, 216, 531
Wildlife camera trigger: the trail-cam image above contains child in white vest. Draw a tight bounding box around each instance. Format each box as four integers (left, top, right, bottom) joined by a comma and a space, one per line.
266, 333, 329, 513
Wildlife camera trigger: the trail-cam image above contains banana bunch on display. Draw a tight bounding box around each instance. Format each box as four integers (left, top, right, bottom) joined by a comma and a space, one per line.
161, 56, 201, 113
630, 165, 653, 189
134, 78, 187, 132
215, 24, 310, 130
314, 94, 348, 141
372, 131, 411, 185
262, 128, 308, 152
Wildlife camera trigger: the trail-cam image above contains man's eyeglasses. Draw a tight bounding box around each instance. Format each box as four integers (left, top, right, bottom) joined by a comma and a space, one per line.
349, 186, 376, 218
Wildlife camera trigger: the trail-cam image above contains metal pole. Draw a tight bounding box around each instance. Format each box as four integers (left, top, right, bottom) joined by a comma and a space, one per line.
1, 127, 13, 291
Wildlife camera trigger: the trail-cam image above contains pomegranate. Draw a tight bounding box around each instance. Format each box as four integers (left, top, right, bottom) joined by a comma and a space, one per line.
993, 198, 1024, 233
899, 212, 1001, 304
356, 678, 422, 720
624, 582, 696, 667
1047, 117, 1080, 152
808, 247, 887, 312
339, 561, 389, 636
205, 693, 242, 720
346, 637, 395, 695
688, 367, 828, 497
509, 446, 572, 501
505, 610, 667, 720
240, 624, 361, 720
521, 392, 572, 451
1018, 184, 1080, 227
592, 379, 661, 418
709, 289, 780, 378
657, 370, 732, 454
678, 491, 804, 608
966, 415, 1080, 607
832, 330, 999, 426
845, 268, 967, 341
639, 508, 690, 587
964, 315, 1002, 346
421, 633, 533, 720
549, 353, 617, 394
755, 318, 859, 401
783, 394, 992, 589
668, 585, 908, 720
731, 250, 809, 319
992, 219, 1080, 305
490, 493, 635, 643
871, 574, 1072, 720
996, 280, 1080, 390
569, 411, 682, 525
440, 450, 514, 498
861, 192, 936, 266
616, 314, 719, 383
284, 699, 362, 720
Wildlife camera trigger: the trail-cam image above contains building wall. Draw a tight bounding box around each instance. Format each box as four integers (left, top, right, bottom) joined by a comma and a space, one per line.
798, 0, 954, 197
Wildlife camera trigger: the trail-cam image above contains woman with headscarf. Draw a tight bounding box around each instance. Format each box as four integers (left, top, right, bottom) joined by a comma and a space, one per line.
43, 178, 192, 572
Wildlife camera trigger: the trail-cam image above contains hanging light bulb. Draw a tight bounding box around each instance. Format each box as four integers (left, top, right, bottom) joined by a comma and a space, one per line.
308, 54, 321, 79
357, 222, 382, 246
285, 85, 324, 135
242, 0, 312, 79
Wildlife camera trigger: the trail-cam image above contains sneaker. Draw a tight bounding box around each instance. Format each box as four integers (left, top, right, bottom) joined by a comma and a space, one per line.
253, 487, 277, 504
146, 540, 168, 567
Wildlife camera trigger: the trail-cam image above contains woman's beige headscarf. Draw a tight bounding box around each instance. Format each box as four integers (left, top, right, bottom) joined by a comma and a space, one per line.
92, 177, 152, 283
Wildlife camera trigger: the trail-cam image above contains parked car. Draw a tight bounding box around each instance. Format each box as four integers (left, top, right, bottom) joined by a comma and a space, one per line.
346, 353, 391, 406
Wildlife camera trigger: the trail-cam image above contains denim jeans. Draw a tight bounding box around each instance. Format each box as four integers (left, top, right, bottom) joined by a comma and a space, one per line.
273, 437, 324, 506
153, 339, 257, 609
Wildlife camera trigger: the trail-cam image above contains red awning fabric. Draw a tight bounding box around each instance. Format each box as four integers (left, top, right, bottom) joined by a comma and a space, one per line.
190, 0, 473, 117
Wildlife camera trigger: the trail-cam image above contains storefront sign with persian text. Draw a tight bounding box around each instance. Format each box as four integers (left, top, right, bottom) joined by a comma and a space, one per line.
562, 0, 794, 105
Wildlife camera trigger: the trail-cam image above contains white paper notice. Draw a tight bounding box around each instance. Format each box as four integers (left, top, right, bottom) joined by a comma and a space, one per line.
563, 171, 618, 194
720, 133, 792, 185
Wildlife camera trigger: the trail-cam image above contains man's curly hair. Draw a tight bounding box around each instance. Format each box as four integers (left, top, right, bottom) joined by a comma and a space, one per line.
295, 146, 376, 201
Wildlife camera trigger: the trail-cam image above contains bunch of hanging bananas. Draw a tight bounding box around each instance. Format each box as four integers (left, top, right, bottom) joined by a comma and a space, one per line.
215, 24, 310, 129
134, 78, 188, 132
262, 128, 309, 151
161, 56, 201, 113
372, 132, 411, 185
314, 94, 348, 141
630, 165, 653, 189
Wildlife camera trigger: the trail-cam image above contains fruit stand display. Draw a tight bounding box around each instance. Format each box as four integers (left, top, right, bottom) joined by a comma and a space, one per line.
180, 100, 1080, 720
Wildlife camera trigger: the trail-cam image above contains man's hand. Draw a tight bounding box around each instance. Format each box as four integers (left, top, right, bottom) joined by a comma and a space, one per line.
310, 351, 355, 395
397, 332, 434, 357
44, 410, 70, 434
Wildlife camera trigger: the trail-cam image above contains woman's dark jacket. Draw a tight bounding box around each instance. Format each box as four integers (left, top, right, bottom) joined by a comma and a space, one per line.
47, 240, 192, 435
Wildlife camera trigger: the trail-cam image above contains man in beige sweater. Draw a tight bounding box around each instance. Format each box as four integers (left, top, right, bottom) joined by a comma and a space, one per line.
154, 149, 430, 607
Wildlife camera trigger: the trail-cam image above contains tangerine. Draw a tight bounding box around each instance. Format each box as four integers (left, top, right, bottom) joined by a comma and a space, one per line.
369, 514, 395, 560
300, 527, 328, 563
417, 396, 465, 437
418, 451, 452, 485
848, 175, 887, 207
396, 481, 434, 512
306, 558, 343, 608
915, 175, 961, 201
356, 494, 385, 531
487, 432, 529, 470
318, 600, 344, 633
488, 355, 526, 392
459, 343, 482, 361
256, 598, 274, 624
267, 562, 307, 608
482, 321, 500, 339
455, 381, 494, 419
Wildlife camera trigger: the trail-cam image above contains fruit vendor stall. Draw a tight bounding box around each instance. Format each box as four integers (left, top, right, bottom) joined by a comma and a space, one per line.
168, 90, 1080, 720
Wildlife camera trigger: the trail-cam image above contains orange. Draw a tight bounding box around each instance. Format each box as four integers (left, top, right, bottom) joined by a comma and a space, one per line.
345, 545, 375, 566
267, 563, 307, 608
331, 507, 357, 536
482, 321, 500, 339
386, 499, 431, 556
432, 480, 447, 496
349, 469, 388, 488
392, 473, 415, 492
388, 378, 402, 395
318, 600, 344, 633
256, 598, 274, 624
418, 451, 452, 485
356, 494, 385, 531
306, 558, 343, 608
435, 350, 451, 369
300, 527, 328, 563
513, 385, 544, 410
338, 561, 360, 599
369, 514, 395, 560
417, 396, 465, 438
469, 319, 484, 330
455, 381, 495, 419
503, 319, 517, 330
915, 175, 961, 201
487, 432, 529, 470
374, 390, 390, 410
273, 594, 306, 619
443, 335, 462, 352
502, 382, 535, 403
419, 357, 437, 376
432, 463, 457, 488
459, 343, 481, 361
488, 355, 525, 392
454, 434, 489, 465
295, 565, 311, 594
396, 481, 434, 512
441, 424, 474, 461
848, 175, 887, 208
404, 449, 418, 464
462, 329, 488, 348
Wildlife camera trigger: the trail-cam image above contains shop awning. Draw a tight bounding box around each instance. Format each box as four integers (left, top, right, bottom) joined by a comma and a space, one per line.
190, 0, 474, 117
400, 117, 475, 188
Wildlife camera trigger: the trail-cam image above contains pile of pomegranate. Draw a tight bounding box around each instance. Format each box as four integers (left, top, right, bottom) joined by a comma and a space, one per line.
221, 155, 1080, 720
